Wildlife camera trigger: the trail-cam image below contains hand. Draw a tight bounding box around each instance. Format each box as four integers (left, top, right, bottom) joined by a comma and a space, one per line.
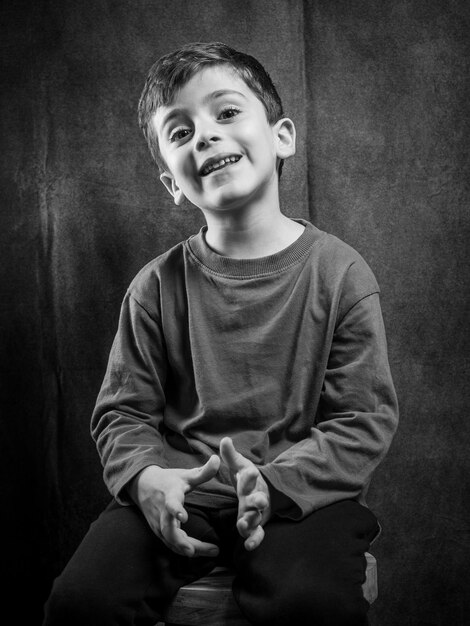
220, 437, 271, 551
128, 455, 220, 558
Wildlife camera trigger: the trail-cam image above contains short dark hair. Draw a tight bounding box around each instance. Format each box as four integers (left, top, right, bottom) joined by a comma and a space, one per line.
137, 41, 285, 176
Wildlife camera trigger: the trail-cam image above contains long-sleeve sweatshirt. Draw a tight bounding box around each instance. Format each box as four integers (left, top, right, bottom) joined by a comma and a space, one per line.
91, 219, 398, 519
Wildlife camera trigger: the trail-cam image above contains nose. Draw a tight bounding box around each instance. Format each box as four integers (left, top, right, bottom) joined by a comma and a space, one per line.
194, 121, 221, 151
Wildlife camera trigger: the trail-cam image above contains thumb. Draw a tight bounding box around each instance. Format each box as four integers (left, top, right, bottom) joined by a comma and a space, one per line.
220, 437, 249, 474
184, 454, 220, 489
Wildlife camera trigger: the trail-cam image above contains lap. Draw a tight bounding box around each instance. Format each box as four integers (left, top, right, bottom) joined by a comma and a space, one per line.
44, 498, 378, 626
43, 500, 222, 625
232, 500, 379, 626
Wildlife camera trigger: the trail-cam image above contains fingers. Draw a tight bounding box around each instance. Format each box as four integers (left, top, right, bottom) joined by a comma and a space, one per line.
185, 537, 220, 558
159, 510, 189, 555
242, 491, 269, 511
244, 524, 265, 551
237, 509, 262, 537
220, 440, 262, 503
220, 437, 250, 474
236, 491, 268, 536
165, 493, 188, 523
237, 466, 260, 497
166, 443, 268, 554
185, 454, 220, 489
219, 437, 270, 549
159, 509, 219, 558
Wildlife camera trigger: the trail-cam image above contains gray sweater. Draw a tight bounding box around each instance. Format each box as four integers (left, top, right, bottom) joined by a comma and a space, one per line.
91, 220, 398, 519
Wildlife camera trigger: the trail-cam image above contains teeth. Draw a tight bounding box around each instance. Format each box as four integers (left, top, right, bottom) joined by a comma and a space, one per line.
202, 156, 240, 176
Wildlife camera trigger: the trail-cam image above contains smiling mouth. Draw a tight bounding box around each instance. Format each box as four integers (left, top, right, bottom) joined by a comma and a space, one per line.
200, 155, 242, 177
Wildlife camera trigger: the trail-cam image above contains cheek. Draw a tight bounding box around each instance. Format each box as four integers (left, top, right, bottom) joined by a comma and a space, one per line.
239, 123, 275, 158
168, 155, 198, 189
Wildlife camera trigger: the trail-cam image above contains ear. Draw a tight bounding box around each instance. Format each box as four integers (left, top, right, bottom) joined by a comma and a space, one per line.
159, 171, 185, 206
273, 118, 296, 160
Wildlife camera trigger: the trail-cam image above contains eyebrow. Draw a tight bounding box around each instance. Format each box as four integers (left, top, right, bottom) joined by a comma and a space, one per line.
206, 89, 248, 102
160, 110, 184, 132
159, 89, 248, 132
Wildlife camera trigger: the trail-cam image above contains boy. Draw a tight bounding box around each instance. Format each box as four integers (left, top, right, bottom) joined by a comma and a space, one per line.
43, 42, 398, 625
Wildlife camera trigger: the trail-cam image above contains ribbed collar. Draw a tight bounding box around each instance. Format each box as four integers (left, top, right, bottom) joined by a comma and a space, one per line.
186, 219, 324, 278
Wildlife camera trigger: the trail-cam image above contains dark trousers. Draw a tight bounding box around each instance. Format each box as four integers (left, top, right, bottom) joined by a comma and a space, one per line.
43, 499, 379, 626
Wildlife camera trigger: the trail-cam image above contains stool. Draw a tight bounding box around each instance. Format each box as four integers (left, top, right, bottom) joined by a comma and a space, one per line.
157, 552, 377, 626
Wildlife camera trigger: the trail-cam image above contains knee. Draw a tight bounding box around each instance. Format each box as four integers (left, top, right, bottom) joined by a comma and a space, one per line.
43, 577, 118, 626
236, 583, 369, 626
309, 587, 369, 626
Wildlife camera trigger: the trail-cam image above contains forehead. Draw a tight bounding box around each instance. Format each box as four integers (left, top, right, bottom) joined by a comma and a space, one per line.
151, 65, 261, 134
172, 65, 254, 101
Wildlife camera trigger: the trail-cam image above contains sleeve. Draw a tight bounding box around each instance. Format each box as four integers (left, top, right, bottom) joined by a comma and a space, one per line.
90, 291, 168, 505
259, 290, 399, 520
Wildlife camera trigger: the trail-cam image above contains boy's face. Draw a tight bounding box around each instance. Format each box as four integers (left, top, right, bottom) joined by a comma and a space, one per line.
151, 65, 295, 213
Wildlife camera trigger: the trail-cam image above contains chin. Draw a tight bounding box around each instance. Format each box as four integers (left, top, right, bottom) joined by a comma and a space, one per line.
194, 189, 251, 213
210, 196, 251, 213
211, 180, 268, 211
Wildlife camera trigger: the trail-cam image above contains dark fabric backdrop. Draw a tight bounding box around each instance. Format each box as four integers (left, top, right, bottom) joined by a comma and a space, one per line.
1, 0, 469, 623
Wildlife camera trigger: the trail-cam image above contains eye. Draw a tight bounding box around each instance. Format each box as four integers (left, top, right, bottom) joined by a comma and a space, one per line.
218, 106, 241, 120
169, 126, 191, 143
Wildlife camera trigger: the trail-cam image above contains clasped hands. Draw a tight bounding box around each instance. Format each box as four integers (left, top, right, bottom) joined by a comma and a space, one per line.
129, 437, 271, 558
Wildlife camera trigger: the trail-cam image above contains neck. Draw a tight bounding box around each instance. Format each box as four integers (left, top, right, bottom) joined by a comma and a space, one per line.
202, 191, 305, 259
